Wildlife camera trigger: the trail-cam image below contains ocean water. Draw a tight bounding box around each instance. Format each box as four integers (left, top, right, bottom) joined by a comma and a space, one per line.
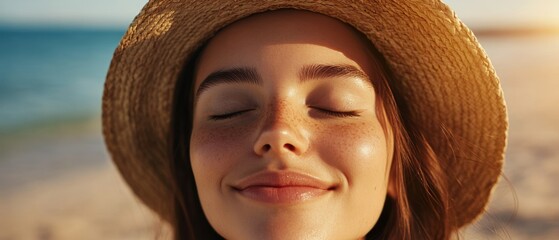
0, 28, 125, 134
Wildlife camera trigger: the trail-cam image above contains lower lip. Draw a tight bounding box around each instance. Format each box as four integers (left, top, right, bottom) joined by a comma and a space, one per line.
237, 186, 329, 204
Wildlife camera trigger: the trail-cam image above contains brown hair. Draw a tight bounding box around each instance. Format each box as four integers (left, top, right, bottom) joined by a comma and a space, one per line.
168, 30, 456, 240
362, 39, 456, 239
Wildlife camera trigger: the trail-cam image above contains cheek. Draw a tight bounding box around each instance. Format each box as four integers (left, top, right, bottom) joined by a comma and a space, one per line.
318, 121, 390, 180
316, 120, 391, 232
189, 123, 257, 238
190, 123, 254, 190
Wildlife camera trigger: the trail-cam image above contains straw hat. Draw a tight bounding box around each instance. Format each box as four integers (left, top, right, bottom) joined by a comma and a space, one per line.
103, 0, 507, 228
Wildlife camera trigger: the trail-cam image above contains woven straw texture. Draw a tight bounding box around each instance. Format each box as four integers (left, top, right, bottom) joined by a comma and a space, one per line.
103, 0, 508, 228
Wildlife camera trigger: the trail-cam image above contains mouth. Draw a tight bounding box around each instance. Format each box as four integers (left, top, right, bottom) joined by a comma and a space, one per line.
231, 171, 337, 204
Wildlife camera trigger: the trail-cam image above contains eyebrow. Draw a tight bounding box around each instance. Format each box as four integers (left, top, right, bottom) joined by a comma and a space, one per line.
195, 64, 372, 98
298, 64, 371, 85
196, 67, 261, 97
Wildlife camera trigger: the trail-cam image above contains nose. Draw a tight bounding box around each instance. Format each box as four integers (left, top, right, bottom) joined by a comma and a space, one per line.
253, 105, 309, 156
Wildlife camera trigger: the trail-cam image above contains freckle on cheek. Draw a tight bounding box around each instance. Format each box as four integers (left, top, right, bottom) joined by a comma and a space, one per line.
191, 123, 254, 165
194, 124, 249, 145
324, 121, 385, 165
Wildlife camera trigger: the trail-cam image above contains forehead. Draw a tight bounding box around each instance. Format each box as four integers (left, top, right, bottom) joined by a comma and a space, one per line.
195, 9, 377, 81
208, 9, 363, 47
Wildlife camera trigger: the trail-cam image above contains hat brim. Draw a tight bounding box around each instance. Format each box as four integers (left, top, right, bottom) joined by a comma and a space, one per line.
103, 0, 507, 227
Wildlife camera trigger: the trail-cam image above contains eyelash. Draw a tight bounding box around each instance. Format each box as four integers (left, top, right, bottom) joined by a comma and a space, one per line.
209, 108, 360, 121
314, 108, 361, 118
209, 109, 254, 120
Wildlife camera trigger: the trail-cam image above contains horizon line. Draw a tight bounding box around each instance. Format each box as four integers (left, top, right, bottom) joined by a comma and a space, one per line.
1, 24, 559, 37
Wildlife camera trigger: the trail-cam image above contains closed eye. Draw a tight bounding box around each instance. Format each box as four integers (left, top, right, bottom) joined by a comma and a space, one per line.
312, 107, 361, 118
209, 109, 255, 120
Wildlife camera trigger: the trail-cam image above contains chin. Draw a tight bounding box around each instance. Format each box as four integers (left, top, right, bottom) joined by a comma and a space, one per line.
222, 210, 362, 240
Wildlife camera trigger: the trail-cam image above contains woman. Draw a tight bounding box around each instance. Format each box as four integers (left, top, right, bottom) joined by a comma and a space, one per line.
103, 1, 508, 239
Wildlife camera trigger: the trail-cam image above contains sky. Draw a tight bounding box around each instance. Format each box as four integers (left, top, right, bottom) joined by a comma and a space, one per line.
0, 0, 147, 28
1, 0, 559, 29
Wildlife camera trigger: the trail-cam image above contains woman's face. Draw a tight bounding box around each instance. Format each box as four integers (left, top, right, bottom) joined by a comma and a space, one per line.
190, 10, 394, 240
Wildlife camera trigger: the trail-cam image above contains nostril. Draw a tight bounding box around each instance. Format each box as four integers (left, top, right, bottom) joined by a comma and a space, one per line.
262, 144, 271, 152
284, 143, 295, 152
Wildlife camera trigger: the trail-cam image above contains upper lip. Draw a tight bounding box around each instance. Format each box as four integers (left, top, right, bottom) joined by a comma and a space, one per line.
232, 171, 336, 190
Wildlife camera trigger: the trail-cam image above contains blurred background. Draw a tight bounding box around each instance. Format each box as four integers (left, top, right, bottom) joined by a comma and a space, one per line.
0, 0, 558, 239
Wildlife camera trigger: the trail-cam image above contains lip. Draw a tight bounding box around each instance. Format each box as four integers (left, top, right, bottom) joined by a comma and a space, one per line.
232, 171, 336, 204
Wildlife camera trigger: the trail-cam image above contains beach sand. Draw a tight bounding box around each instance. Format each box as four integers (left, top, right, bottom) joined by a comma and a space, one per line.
0, 120, 171, 240
1, 34, 558, 239
459, 35, 559, 239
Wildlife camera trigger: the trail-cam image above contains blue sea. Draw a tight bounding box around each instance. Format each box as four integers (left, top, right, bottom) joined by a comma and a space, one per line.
0, 28, 126, 135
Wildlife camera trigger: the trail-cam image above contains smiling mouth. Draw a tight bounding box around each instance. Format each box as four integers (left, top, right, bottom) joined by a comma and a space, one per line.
232, 171, 336, 204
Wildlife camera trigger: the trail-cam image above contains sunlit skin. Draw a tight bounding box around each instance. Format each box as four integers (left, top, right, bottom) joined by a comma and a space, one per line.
190, 10, 394, 240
